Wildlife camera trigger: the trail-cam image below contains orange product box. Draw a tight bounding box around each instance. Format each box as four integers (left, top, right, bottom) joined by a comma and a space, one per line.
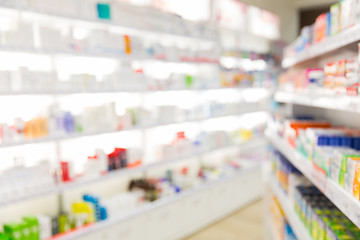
284, 121, 332, 147
353, 179, 360, 200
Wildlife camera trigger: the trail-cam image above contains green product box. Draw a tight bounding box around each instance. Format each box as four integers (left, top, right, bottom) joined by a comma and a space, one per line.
0, 233, 9, 240
330, 3, 340, 35
97, 3, 111, 20
23, 217, 40, 240
4, 223, 24, 240
58, 214, 70, 234
185, 75, 194, 88
339, 170, 346, 188
20, 221, 31, 240
341, 154, 360, 172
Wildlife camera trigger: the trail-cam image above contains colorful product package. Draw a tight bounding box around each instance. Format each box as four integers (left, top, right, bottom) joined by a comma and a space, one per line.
23, 216, 40, 240
330, 3, 341, 35
0, 233, 9, 240
97, 3, 111, 20
3, 223, 24, 240
314, 13, 327, 43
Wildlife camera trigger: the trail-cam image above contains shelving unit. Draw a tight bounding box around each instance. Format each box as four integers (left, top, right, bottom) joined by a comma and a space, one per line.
0, 1, 276, 239
0, 86, 270, 96
0, 4, 218, 45
282, 24, 360, 68
274, 91, 360, 113
270, 6, 360, 237
0, 108, 268, 148
0, 138, 266, 207
50, 166, 263, 240
268, 175, 312, 240
0, 46, 220, 64
267, 133, 360, 229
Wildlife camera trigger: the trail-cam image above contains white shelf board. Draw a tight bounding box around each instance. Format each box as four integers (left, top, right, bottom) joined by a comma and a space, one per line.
0, 86, 271, 96
0, 45, 220, 65
0, 109, 267, 148
274, 91, 360, 113
0, 5, 217, 45
282, 24, 360, 68
267, 133, 360, 229
48, 165, 260, 240
0, 138, 267, 207
269, 176, 312, 240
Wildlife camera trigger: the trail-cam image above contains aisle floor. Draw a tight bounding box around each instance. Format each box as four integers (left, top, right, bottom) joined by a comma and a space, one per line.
184, 200, 264, 240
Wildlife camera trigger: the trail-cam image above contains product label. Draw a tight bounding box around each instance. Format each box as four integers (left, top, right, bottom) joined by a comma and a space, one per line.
311, 163, 327, 192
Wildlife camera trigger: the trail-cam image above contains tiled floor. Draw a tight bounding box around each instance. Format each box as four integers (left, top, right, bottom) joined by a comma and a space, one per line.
184, 200, 265, 240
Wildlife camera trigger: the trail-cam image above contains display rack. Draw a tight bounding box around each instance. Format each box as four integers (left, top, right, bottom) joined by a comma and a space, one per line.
48, 166, 262, 240
282, 24, 360, 68
0, 4, 217, 45
0, 86, 269, 96
267, 133, 360, 229
0, 46, 220, 64
0, 2, 273, 239
268, 175, 312, 240
274, 91, 360, 113
0, 138, 267, 208
0, 108, 268, 148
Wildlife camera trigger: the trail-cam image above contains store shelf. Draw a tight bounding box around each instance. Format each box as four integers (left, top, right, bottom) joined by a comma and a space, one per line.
0, 45, 220, 65
0, 86, 271, 96
0, 137, 267, 207
269, 176, 312, 240
282, 24, 360, 68
48, 165, 259, 240
0, 109, 267, 148
0, 5, 216, 45
267, 133, 360, 229
274, 91, 360, 112
265, 220, 279, 240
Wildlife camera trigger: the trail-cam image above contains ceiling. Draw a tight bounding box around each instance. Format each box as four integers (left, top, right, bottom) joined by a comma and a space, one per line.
293, 0, 337, 8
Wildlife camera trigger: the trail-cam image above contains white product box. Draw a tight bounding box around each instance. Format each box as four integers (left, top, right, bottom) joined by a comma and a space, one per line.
341, 0, 357, 30
37, 215, 52, 240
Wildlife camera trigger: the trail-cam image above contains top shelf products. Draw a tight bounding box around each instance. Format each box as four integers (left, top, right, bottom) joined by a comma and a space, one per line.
282, 0, 360, 68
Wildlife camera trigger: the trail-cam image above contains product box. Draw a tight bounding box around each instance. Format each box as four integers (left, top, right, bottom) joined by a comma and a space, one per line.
331, 3, 341, 35
326, 12, 332, 37
0, 233, 9, 240
340, 0, 357, 30
22, 216, 40, 240
4, 223, 24, 240
347, 157, 360, 181
36, 215, 52, 240
314, 13, 327, 43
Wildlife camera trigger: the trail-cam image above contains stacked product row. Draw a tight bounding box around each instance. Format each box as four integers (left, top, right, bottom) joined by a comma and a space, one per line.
0, 99, 262, 144
284, 0, 360, 59
0, 0, 217, 40
0, 1, 222, 93
221, 52, 281, 89
279, 45, 360, 95
0, 157, 253, 240
269, 116, 360, 202
271, 151, 360, 240
0, 127, 264, 204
